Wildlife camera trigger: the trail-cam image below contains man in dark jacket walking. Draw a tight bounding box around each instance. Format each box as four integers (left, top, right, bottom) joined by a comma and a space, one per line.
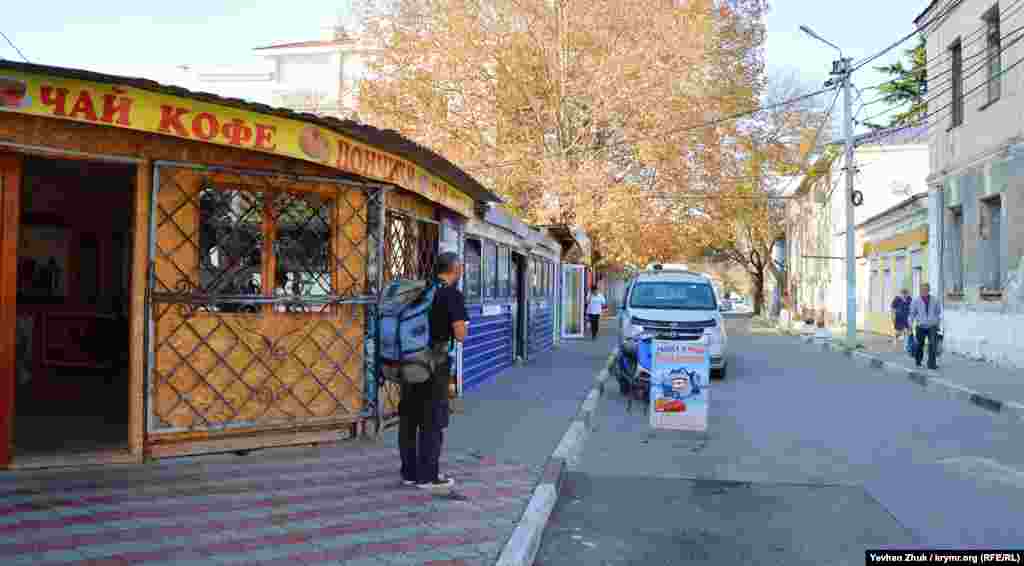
399, 252, 468, 491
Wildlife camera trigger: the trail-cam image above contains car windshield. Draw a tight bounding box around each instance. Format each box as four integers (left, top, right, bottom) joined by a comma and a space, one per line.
629, 281, 717, 310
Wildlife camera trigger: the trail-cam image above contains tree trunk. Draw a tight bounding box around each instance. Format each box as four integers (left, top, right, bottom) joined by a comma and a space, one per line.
752, 271, 766, 316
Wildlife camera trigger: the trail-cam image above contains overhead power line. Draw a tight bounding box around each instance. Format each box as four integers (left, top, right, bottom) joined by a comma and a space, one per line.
856, 21, 1024, 127
0, 30, 28, 63
851, 0, 964, 73
465, 85, 837, 172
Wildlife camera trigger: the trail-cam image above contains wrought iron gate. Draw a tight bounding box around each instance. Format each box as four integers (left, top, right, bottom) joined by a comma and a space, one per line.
147, 162, 383, 436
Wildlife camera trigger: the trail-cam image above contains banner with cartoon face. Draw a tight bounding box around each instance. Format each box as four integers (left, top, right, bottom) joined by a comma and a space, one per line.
649, 340, 710, 432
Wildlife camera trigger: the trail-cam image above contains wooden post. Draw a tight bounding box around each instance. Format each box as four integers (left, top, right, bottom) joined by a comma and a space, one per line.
0, 153, 22, 467
128, 160, 151, 460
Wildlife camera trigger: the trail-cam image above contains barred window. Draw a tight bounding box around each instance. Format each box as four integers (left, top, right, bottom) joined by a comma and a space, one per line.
384, 210, 438, 283
198, 187, 265, 313
464, 238, 482, 302
272, 191, 334, 313
498, 245, 511, 298
483, 239, 498, 299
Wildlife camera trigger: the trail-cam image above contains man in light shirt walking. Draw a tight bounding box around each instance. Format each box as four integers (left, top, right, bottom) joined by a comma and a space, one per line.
909, 282, 942, 370
586, 285, 607, 341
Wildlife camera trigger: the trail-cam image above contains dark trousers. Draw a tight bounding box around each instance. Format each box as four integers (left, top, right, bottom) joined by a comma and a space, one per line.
915, 325, 938, 368
399, 410, 443, 483
588, 314, 601, 340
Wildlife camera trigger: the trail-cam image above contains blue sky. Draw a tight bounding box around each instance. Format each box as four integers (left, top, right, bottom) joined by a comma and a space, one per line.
1, 1, 926, 128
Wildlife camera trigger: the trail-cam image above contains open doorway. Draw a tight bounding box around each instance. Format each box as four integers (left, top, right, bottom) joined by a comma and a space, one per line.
512, 252, 527, 361
14, 155, 134, 460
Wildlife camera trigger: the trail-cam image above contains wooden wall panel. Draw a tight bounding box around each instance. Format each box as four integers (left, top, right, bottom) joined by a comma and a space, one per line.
0, 153, 22, 467
128, 161, 149, 459
148, 165, 367, 441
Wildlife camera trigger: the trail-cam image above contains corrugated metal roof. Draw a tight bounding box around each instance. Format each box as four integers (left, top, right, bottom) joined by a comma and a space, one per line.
0, 60, 502, 205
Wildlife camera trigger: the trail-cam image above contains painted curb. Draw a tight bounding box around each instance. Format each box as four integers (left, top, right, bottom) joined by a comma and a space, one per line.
777, 323, 1024, 426
495, 348, 619, 566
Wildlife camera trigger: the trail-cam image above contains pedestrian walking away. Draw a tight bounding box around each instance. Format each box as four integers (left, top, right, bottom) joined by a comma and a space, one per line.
399, 252, 468, 492
909, 282, 942, 370
891, 288, 911, 343
587, 285, 607, 340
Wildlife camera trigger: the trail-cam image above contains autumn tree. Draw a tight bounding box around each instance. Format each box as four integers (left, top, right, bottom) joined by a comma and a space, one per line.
357, 0, 767, 267
675, 73, 834, 315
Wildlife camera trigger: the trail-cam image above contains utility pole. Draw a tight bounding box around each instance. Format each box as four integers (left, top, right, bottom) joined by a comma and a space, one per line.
800, 25, 858, 346
836, 57, 857, 347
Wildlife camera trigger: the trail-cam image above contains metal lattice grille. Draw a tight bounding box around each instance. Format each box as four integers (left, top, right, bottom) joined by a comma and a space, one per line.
383, 211, 438, 283
376, 210, 440, 421
149, 165, 377, 432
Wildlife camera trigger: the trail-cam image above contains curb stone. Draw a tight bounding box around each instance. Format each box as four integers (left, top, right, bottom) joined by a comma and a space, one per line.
494, 348, 619, 566
776, 323, 1024, 427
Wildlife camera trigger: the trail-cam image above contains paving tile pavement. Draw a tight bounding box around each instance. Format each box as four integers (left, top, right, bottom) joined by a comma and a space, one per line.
0, 442, 537, 565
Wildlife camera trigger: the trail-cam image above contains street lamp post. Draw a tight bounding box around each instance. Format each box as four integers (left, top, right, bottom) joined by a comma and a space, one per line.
800, 25, 857, 347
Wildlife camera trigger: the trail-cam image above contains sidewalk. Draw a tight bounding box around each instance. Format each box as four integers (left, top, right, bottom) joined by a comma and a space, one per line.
0, 336, 618, 566
777, 319, 1024, 425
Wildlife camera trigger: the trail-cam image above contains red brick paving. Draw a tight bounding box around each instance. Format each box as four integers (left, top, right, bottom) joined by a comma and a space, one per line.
0, 444, 536, 566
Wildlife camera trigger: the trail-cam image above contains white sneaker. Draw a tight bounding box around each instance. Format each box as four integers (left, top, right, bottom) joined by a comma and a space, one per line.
416, 477, 455, 491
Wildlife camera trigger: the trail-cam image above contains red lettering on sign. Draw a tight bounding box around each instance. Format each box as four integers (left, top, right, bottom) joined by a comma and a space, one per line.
350, 148, 363, 173
222, 119, 253, 146
40, 86, 69, 116
100, 94, 133, 126
69, 91, 98, 121
191, 112, 220, 141
159, 106, 191, 137
254, 124, 277, 150
388, 160, 404, 181
364, 151, 377, 176
376, 154, 392, 178
404, 164, 416, 186
335, 140, 352, 170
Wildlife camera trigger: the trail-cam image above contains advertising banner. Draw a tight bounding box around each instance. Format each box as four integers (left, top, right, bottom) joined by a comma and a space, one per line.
0, 68, 475, 216
649, 339, 710, 432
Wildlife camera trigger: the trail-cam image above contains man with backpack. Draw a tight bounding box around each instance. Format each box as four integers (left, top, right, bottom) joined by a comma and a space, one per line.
399, 252, 468, 491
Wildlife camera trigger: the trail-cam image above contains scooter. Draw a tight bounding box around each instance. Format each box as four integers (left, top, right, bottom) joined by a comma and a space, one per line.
614, 330, 655, 413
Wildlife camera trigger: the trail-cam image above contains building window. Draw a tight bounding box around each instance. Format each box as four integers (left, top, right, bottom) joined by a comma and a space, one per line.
383, 211, 439, 283
498, 245, 510, 298
949, 207, 965, 294
949, 40, 964, 127
511, 253, 520, 300
198, 188, 265, 313
872, 270, 880, 313
272, 191, 335, 313
981, 195, 1003, 290
882, 268, 891, 316
464, 238, 482, 302
482, 240, 497, 299
984, 5, 1002, 105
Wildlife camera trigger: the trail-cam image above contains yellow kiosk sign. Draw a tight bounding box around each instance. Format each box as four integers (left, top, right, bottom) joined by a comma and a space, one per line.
0, 70, 476, 216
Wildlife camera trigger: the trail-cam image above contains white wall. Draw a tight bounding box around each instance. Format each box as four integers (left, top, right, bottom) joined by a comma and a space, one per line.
944, 307, 1024, 368
823, 143, 929, 327
923, 0, 1024, 177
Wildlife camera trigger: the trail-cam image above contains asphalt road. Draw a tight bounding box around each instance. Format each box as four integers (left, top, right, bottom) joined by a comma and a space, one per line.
536, 314, 1024, 565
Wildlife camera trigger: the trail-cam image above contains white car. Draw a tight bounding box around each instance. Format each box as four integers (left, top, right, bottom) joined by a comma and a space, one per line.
619, 266, 729, 379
